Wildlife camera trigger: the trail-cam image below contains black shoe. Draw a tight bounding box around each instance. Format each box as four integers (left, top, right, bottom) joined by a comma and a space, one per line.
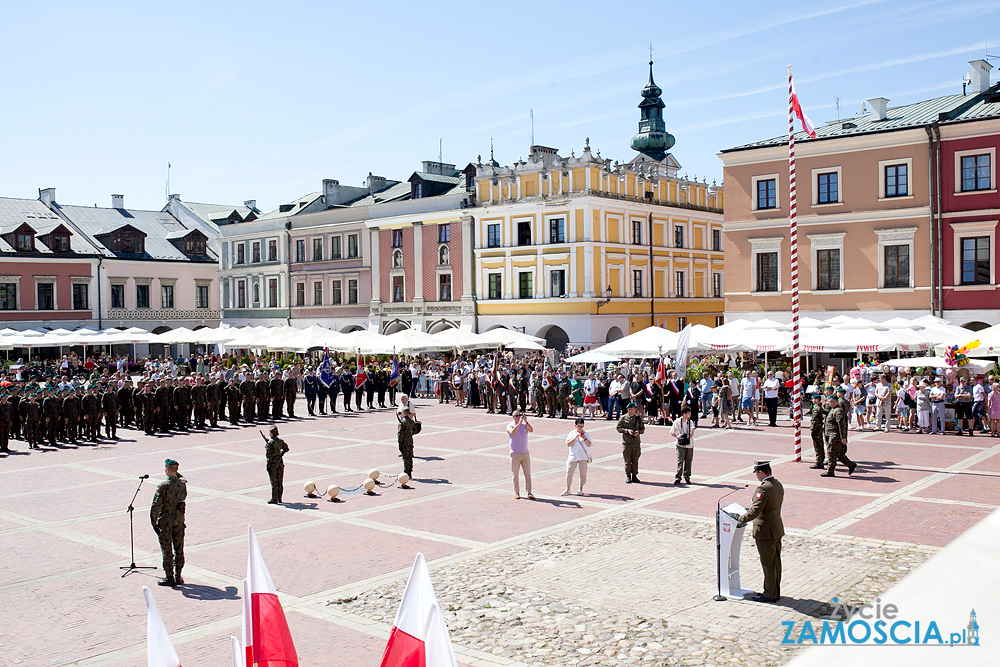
267, 499, 278, 504
157, 577, 177, 587
750, 593, 777, 603
632, 476, 641, 484
174, 574, 184, 585
809, 464, 824, 469
674, 479, 681, 485
625, 477, 634, 484
684, 477, 691, 484
848, 462, 857, 476
820, 472, 835, 477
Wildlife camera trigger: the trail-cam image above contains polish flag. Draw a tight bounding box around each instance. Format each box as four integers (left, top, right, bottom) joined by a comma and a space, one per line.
655, 356, 666, 384
378, 553, 458, 667
790, 80, 816, 138
355, 355, 367, 389
244, 526, 298, 667
143, 586, 182, 667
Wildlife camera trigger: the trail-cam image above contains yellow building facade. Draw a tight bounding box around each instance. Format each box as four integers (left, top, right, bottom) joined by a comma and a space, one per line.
472, 140, 725, 348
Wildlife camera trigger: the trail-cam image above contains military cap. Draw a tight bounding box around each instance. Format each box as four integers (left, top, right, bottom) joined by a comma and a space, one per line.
835, 386, 847, 393
753, 460, 771, 471
269, 425, 279, 434
164, 458, 179, 467
625, 401, 636, 409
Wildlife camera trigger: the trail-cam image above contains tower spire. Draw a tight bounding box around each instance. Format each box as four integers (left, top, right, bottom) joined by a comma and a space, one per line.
630, 57, 675, 161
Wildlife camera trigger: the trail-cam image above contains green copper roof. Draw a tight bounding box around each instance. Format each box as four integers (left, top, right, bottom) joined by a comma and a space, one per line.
630, 61, 675, 161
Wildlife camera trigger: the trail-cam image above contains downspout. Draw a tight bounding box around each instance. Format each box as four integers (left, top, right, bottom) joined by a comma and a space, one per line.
925, 125, 937, 316
285, 221, 292, 326
933, 122, 944, 318
97, 255, 103, 330
648, 212, 655, 328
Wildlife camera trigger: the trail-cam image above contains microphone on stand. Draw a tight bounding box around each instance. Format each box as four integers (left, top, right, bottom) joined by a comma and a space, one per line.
139, 474, 149, 479
717, 484, 748, 513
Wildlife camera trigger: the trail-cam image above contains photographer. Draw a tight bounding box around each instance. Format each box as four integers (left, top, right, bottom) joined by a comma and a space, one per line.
506, 410, 534, 499
670, 405, 696, 485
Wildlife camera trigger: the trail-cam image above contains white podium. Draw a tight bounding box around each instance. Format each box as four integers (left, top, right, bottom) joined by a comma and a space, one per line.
715, 502, 754, 600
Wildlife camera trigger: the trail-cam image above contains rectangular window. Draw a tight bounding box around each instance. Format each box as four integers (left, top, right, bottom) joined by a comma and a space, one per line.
295, 239, 305, 263
313, 282, 322, 305
677, 316, 687, 330
439, 273, 452, 301
674, 225, 684, 248
332, 280, 342, 305
313, 238, 323, 261
715, 315, 724, 327
712, 272, 722, 298
392, 230, 403, 248
268, 239, 277, 262
331, 236, 342, 259
237, 281, 246, 308
816, 248, 841, 290
674, 271, 684, 297
756, 178, 777, 209
438, 224, 450, 243
756, 252, 778, 292
15, 233, 34, 251
488, 274, 502, 300
161, 284, 174, 308
348, 279, 358, 304
51, 235, 69, 252
196, 284, 209, 308
517, 221, 532, 246
268, 279, 278, 308
550, 270, 566, 297
632, 220, 642, 245
633, 270, 643, 297
961, 154, 992, 191
519, 272, 533, 299
817, 172, 839, 204
252, 241, 261, 263
885, 164, 908, 197
72, 283, 88, 310
549, 218, 565, 244
236, 243, 245, 265
295, 283, 305, 306
0, 283, 14, 310
37, 283, 54, 310
347, 234, 359, 258
961, 236, 991, 285
136, 284, 150, 308
488, 223, 501, 248
712, 229, 721, 252
110, 284, 125, 308
883, 245, 910, 288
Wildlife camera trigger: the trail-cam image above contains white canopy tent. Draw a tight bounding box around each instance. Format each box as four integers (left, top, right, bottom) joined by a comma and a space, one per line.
564, 350, 621, 364
478, 328, 546, 346
590, 326, 679, 358
429, 328, 500, 351
383, 329, 453, 356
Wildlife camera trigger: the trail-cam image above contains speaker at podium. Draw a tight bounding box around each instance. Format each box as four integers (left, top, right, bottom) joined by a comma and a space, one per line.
714, 502, 754, 601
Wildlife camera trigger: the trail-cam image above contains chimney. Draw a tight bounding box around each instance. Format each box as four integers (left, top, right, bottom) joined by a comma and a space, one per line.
366, 173, 386, 192
38, 187, 56, 207
323, 178, 340, 207
970, 59, 993, 94
243, 199, 256, 210
111, 194, 124, 209
868, 97, 889, 122
168, 193, 180, 203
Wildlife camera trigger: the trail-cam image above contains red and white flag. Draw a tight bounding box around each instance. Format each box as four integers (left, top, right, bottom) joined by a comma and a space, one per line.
378, 553, 458, 667
790, 79, 816, 138
655, 356, 666, 384
143, 586, 182, 667
243, 526, 298, 667
355, 354, 367, 389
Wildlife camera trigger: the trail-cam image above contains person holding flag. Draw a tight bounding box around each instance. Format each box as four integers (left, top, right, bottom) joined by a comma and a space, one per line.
317, 349, 335, 415
354, 355, 367, 410
388, 356, 400, 406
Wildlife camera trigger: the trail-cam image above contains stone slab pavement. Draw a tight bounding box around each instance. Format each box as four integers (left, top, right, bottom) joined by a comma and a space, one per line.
1, 400, 997, 666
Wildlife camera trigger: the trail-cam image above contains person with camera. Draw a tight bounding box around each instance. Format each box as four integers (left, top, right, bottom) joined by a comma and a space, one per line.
670, 405, 696, 485
506, 410, 534, 499
563, 417, 592, 496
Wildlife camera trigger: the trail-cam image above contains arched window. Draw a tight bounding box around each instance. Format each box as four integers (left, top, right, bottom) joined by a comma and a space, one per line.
252, 283, 260, 306
439, 245, 450, 266
392, 248, 403, 269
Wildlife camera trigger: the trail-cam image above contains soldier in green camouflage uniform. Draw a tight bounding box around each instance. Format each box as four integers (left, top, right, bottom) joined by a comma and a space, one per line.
617, 402, 645, 483
265, 425, 288, 504
822, 396, 856, 478
809, 394, 826, 469
150, 458, 187, 586
397, 406, 416, 481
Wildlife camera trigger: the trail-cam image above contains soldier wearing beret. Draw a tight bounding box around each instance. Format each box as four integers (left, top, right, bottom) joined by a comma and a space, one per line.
269, 371, 285, 420
21, 390, 42, 449
150, 458, 187, 587
284, 372, 297, 418
102, 383, 118, 439
0, 392, 12, 453
227, 377, 242, 425
191, 376, 208, 429
265, 425, 288, 504
738, 461, 785, 603
43, 386, 60, 446
255, 373, 270, 422
241, 372, 256, 423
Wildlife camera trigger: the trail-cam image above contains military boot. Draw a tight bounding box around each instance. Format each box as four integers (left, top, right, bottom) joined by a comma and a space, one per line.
157, 576, 177, 587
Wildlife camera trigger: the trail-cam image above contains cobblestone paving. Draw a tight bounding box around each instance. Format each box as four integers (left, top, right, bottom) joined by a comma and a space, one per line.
0, 400, 995, 666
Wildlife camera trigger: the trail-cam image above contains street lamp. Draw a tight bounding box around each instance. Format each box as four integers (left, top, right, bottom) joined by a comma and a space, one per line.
596, 285, 613, 312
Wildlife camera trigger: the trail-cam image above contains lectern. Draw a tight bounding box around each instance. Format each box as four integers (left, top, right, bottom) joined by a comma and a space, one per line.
714, 502, 754, 600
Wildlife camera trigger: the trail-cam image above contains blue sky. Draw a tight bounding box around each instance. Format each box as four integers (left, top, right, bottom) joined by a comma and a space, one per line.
2, 0, 997, 212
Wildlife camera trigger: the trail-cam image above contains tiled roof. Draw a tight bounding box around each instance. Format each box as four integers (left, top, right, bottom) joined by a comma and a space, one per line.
56, 204, 216, 261
723, 85, 1000, 152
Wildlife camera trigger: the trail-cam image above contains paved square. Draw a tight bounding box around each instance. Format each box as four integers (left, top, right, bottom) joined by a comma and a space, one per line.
1, 402, 996, 666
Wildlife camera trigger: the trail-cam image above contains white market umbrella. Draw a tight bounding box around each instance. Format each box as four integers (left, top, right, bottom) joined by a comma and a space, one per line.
564, 350, 621, 363
801, 327, 896, 354
430, 328, 499, 351
478, 328, 546, 346
507, 339, 546, 351
591, 326, 679, 358
384, 329, 452, 355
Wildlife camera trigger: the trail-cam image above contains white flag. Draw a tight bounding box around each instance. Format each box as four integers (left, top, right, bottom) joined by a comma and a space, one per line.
675, 324, 692, 379
143, 586, 182, 667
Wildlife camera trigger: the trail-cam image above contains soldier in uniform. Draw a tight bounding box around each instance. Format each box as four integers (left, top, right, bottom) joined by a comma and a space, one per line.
191, 376, 208, 429
545, 373, 558, 419
533, 372, 546, 418
822, 395, 856, 477
241, 373, 256, 423
617, 402, 645, 483
397, 405, 416, 483
264, 425, 288, 504
150, 458, 187, 587
375, 364, 388, 408
132, 380, 144, 431
64, 386, 82, 444
118, 380, 133, 428
0, 391, 12, 453
516, 369, 529, 413
362, 366, 374, 410
142, 383, 157, 435
82, 384, 100, 442
44, 386, 60, 446
558, 374, 572, 419
737, 461, 785, 603
284, 372, 297, 418
255, 373, 270, 422
400, 364, 413, 397
174, 378, 191, 431
303, 368, 318, 416
270, 372, 285, 420
482, 374, 495, 414
227, 377, 242, 425
21, 390, 42, 449
9, 386, 22, 442
327, 364, 340, 414
808, 394, 825, 469
102, 383, 118, 439
206, 375, 221, 428
155, 379, 171, 433
340, 367, 354, 412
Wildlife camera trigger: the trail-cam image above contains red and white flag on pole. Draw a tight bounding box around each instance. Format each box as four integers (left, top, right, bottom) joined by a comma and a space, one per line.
378, 553, 458, 667
790, 80, 816, 138
143, 586, 182, 667
655, 356, 666, 384
244, 526, 298, 667
355, 354, 367, 389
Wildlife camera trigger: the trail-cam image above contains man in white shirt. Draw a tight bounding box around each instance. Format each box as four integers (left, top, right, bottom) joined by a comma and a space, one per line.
740, 372, 756, 425
762, 371, 781, 427
972, 377, 987, 433
873, 374, 892, 432
929, 378, 947, 435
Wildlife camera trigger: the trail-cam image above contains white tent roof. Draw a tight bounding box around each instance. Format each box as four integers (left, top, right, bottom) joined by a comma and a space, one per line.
591, 326, 679, 358
478, 328, 546, 346
383, 329, 453, 355
430, 328, 500, 351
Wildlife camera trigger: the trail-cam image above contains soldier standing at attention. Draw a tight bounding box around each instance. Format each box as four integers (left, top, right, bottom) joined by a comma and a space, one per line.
397, 406, 416, 485
303, 368, 318, 416
327, 364, 341, 414
43, 386, 60, 446
206, 375, 221, 428
808, 394, 826, 469
132, 380, 144, 430
340, 367, 354, 412
118, 380, 133, 428
142, 383, 157, 435
270, 371, 285, 420
256, 372, 271, 421
64, 386, 82, 444
191, 376, 208, 429
617, 402, 645, 483
155, 379, 171, 433
82, 384, 100, 442
150, 458, 187, 587
265, 425, 288, 504
102, 382, 118, 439
822, 395, 857, 477
284, 372, 297, 418
738, 461, 784, 603
227, 377, 242, 425
241, 372, 255, 423
0, 391, 12, 453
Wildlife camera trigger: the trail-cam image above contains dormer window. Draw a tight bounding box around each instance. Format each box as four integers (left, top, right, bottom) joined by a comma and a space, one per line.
186, 238, 206, 256
15, 232, 34, 251
49, 234, 70, 252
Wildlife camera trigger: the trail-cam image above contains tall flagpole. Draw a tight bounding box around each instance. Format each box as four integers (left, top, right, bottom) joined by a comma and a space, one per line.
787, 66, 803, 463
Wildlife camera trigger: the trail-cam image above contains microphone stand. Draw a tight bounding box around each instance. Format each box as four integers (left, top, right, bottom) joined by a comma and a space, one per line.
120, 476, 156, 578
713, 484, 748, 602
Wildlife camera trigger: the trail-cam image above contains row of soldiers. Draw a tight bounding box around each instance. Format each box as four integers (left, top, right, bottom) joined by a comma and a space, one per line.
484, 368, 576, 419
809, 386, 858, 477
0, 369, 300, 452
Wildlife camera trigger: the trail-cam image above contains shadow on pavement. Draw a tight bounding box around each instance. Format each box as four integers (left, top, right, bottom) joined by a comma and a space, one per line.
281, 501, 319, 511
415, 455, 444, 461
528, 497, 582, 508
581, 492, 633, 501
412, 477, 449, 484
179, 584, 241, 601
